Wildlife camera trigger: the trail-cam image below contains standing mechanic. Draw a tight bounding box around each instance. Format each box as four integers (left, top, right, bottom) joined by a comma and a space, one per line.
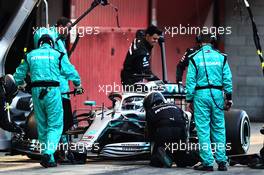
36, 18, 77, 134
121, 25, 161, 86
13, 28, 83, 168
186, 34, 233, 171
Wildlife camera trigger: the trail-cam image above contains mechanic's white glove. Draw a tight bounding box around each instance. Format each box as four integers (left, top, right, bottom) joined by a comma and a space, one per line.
224, 100, 233, 111
74, 85, 84, 95
187, 102, 194, 113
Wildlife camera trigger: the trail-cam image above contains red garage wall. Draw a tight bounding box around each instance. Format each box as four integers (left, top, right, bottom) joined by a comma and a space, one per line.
69, 0, 149, 109
152, 0, 214, 83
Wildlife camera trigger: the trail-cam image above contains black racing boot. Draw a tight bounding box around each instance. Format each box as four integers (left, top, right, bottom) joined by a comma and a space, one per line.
218, 162, 228, 171
40, 154, 57, 168
194, 163, 214, 171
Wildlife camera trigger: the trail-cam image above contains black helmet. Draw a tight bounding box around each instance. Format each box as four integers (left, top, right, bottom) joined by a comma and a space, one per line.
196, 33, 217, 44
143, 91, 166, 110
38, 34, 54, 48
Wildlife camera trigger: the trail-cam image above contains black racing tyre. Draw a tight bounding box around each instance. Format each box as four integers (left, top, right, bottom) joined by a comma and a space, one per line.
71, 152, 87, 164
25, 111, 38, 139
225, 109, 250, 155
260, 147, 264, 160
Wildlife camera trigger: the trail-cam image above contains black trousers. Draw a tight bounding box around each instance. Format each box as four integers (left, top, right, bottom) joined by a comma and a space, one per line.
151, 126, 199, 167
62, 98, 74, 133
0, 97, 7, 127
152, 127, 185, 155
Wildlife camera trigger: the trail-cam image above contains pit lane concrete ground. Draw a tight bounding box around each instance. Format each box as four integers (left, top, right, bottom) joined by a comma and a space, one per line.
0, 123, 264, 175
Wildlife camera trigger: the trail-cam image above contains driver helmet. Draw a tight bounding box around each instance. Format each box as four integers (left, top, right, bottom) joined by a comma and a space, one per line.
143, 91, 166, 110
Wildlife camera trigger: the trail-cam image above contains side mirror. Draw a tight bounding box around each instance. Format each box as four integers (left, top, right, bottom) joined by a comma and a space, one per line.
83, 101, 96, 107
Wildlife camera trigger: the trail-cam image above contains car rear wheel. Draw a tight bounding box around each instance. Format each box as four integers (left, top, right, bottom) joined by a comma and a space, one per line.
225, 109, 250, 155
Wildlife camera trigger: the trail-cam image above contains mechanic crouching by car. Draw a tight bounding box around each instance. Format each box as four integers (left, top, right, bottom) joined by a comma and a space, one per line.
186, 34, 233, 171
13, 28, 83, 168
143, 91, 199, 168
121, 25, 161, 87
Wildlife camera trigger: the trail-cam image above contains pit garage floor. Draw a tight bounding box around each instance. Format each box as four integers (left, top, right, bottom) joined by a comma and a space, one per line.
0, 123, 263, 175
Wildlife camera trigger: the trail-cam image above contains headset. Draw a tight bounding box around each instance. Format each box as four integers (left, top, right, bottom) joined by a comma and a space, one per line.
196, 33, 217, 44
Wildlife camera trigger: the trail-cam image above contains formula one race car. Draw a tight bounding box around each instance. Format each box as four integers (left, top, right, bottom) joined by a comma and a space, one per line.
70, 80, 251, 163
0, 74, 254, 167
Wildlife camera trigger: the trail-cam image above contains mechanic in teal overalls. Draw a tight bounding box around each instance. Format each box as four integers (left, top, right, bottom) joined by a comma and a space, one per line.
13, 28, 83, 168
36, 18, 80, 162
186, 34, 233, 171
